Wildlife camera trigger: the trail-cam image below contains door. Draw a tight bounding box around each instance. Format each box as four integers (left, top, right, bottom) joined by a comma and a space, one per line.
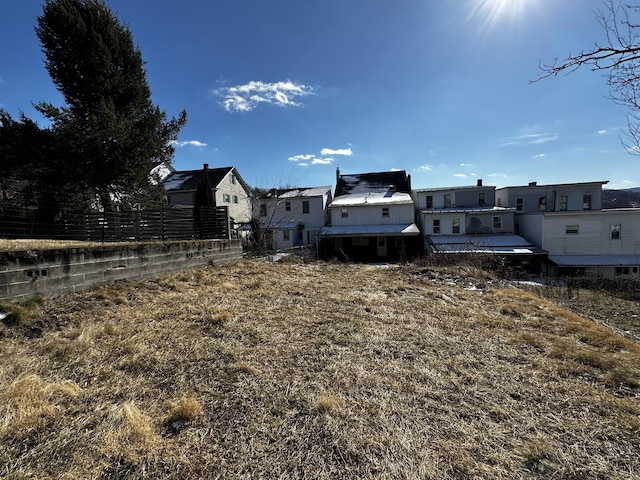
377, 236, 387, 257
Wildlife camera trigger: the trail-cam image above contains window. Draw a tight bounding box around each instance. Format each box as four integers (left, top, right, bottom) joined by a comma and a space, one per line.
443, 194, 451, 208
223, 193, 231, 203
285, 201, 291, 211
616, 267, 630, 276
341, 208, 348, 218
231, 174, 236, 184
478, 192, 486, 206
395, 238, 405, 247
583, 194, 592, 210
611, 224, 621, 240
233, 195, 238, 204
302, 200, 310, 213
352, 237, 369, 246
382, 207, 389, 217
559, 195, 568, 211
516, 197, 524, 211
283, 230, 290, 241
538, 197, 547, 211
452, 218, 460, 234
565, 225, 579, 235
426, 195, 433, 209
433, 219, 440, 234
260, 203, 267, 216
492, 216, 502, 229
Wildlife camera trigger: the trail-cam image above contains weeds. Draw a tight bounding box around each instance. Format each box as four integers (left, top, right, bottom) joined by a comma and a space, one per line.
1, 260, 639, 478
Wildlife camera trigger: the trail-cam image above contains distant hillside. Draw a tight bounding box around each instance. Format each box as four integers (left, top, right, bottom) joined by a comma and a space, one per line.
602, 188, 640, 208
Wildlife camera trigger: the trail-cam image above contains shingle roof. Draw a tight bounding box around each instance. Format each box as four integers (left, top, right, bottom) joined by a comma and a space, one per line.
335, 170, 410, 197
160, 166, 244, 192
331, 170, 413, 206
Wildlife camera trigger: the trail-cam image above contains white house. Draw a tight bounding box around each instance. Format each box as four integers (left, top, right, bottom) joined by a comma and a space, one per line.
318, 169, 420, 261
255, 186, 332, 249
413, 180, 543, 268
160, 164, 252, 231
496, 181, 640, 278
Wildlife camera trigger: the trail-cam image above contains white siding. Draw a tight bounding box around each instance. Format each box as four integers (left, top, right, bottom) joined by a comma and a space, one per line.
215, 171, 251, 224
331, 204, 414, 226
541, 210, 640, 255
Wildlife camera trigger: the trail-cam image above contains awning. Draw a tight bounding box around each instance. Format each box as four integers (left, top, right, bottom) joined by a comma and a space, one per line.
273, 220, 302, 229
318, 223, 420, 237
428, 234, 545, 255
548, 254, 640, 267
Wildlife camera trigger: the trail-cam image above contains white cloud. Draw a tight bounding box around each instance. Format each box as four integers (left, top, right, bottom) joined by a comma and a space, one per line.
320, 147, 352, 156
459, 163, 472, 167
288, 154, 315, 162
312, 157, 334, 165
598, 129, 608, 135
532, 153, 546, 159
288, 146, 351, 167
216, 80, 314, 112
453, 173, 467, 178
390, 168, 402, 172
416, 164, 433, 171
172, 140, 207, 148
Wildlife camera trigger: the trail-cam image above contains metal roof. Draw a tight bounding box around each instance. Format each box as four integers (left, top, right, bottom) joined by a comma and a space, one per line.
318, 223, 420, 237
548, 254, 640, 266
429, 234, 545, 255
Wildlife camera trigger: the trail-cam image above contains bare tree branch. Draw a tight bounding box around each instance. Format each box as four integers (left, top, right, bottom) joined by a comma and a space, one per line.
533, 1, 640, 153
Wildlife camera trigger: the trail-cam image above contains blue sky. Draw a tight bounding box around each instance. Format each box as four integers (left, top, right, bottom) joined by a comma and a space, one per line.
1, 0, 638, 190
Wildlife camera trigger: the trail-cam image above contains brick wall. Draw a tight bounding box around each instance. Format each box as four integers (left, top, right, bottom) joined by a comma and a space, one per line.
0, 240, 242, 301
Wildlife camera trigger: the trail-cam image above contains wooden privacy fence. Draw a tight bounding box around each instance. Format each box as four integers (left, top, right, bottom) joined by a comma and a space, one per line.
0, 206, 230, 242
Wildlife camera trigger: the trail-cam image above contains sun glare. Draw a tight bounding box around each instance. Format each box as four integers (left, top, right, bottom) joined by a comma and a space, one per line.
467, 0, 535, 32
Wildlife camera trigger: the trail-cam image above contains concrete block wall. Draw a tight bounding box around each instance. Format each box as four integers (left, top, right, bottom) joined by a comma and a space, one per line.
0, 239, 242, 301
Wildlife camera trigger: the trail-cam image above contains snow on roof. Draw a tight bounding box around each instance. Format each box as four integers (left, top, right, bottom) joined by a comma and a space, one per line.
331, 191, 413, 206
273, 186, 332, 198
421, 206, 512, 214
160, 171, 195, 191
429, 235, 545, 255
319, 223, 420, 236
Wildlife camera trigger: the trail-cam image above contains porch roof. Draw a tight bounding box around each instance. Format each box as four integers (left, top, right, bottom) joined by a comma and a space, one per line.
318, 223, 420, 237
428, 234, 545, 255
548, 254, 640, 267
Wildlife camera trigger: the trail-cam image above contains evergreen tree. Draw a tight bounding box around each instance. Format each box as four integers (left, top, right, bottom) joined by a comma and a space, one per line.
34, 0, 186, 210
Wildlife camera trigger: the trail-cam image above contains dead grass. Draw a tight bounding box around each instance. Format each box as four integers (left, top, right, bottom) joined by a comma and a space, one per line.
0, 239, 118, 252
0, 260, 639, 478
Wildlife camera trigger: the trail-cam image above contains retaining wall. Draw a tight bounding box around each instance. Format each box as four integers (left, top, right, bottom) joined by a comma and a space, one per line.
0, 239, 242, 301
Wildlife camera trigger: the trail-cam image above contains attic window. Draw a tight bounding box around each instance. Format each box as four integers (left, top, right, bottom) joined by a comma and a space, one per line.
223, 193, 231, 203
382, 207, 389, 217
231, 174, 236, 185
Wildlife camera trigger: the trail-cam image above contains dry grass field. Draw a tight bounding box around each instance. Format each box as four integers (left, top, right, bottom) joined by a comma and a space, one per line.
1, 258, 639, 479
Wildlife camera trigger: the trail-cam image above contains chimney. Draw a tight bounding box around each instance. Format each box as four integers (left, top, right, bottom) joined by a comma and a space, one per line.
203, 163, 209, 172
336, 167, 341, 185
407, 174, 412, 191
477, 179, 482, 187
528, 181, 537, 187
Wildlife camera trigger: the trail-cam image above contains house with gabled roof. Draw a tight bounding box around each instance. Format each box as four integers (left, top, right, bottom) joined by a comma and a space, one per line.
254, 185, 332, 249
317, 168, 420, 261
160, 164, 252, 231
